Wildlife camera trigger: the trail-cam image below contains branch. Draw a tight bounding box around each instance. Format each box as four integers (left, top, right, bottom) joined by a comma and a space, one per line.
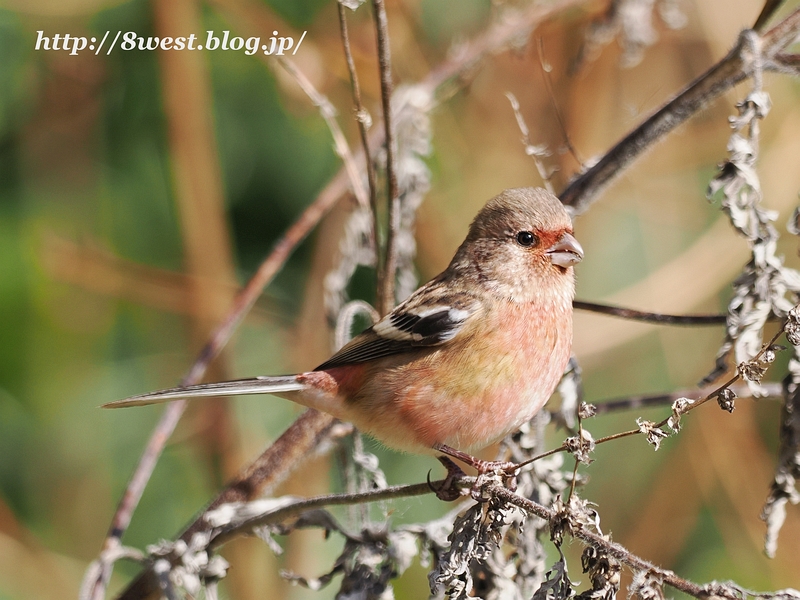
523, 322, 791, 468
769, 52, 800, 76
754, 0, 789, 31
122, 474, 797, 600
506, 92, 555, 193
207, 479, 448, 548
275, 55, 369, 210
338, 2, 380, 253
490, 485, 709, 598
372, 0, 399, 316
90, 0, 238, 596
592, 382, 782, 416
97, 2, 626, 597
418, 0, 591, 98
573, 300, 727, 325
560, 8, 800, 212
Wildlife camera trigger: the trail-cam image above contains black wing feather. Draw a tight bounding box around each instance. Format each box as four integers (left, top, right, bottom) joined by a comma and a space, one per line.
314, 333, 411, 370
314, 288, 481, 371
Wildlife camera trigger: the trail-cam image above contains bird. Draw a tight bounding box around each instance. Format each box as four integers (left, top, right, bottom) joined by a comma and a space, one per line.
104, 187, 582, 476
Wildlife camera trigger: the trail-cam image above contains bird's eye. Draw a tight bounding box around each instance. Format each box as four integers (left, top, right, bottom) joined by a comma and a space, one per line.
516, 231, 537, 247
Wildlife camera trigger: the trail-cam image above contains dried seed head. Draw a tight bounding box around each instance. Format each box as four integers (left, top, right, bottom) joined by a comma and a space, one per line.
578, 402, 597, 419
786, 308, 800, 346
716, 388, 736, 413
740, 359, 768, 383
564, 429, 596, 464
637, 418, 669, 451
667, 397, 695, 432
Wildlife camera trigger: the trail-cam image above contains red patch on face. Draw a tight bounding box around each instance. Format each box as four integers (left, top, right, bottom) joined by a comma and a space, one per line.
536, 228, 572, 252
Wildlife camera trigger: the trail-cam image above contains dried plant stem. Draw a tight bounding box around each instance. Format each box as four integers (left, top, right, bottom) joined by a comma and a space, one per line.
338, 2, 380, 257
537, 36, 583, 166
506, 92, 554, 193
185, 169, 352, 387
123, 474, 744, 600
100, 38, 362, 600
560, 8, 800, 213
372, 0, 399, 316
276, 56, 369, 210
754, 0, 789, 31
419, 0, 589, 98
91, 401, 187, 600
209, 479, 441, 548
573, 300, 728, 325
489, 485, 708, 598
592, 382, 782, 415
110, 170, 352, 600
772, 52, 800, 75
520, 326, 789, 469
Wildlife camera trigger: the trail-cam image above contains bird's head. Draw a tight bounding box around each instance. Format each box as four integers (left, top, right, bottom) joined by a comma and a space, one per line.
450, 187, 583, 303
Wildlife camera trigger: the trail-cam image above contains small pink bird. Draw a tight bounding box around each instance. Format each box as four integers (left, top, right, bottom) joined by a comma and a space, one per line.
105, 188, 582, 473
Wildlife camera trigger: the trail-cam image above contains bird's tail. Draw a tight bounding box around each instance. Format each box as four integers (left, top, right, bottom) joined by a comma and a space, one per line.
102, 375, 305, 408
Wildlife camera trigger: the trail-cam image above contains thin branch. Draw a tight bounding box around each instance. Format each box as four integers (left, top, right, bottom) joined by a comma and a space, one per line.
489, 485, 709, 599
90, 0, 238, 596
209, 479, 446, 548
592, 382, 782, 415
99, 50, 367, 600
594, 326, 787, 441
754, 0, 788, 31
769, 52, 800, 76
560, 8, 800, 213
573, 300, 728, 325
338, 2, 380, 262
418, 0, 590, 99
520, 325, 790, 468
275, 56, 369, 210
133, 471, 785, 600
372, 0, 399, 316
506, 92, 555, 194
185, 170, 353, 387
536, 36, 583, 167
122, 474, 793, 600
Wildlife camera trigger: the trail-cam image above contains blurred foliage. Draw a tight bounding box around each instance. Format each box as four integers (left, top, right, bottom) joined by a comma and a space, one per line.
0, 0, 798, 599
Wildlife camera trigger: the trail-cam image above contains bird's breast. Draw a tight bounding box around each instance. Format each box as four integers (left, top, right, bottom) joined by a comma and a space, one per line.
342, 298, 572, 453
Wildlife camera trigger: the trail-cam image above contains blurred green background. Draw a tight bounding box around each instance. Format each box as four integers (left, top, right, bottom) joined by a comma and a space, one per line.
0, 0, 799, 598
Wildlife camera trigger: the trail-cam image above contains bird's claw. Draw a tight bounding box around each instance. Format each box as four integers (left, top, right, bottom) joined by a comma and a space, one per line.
429, 457, 468, 501
433, 444, 520, 501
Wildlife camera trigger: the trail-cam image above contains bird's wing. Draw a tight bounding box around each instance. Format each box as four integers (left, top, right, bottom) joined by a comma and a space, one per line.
315, 286, 483, 371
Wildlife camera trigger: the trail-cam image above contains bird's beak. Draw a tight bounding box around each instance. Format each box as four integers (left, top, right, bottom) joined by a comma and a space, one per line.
546, 232, 583, 268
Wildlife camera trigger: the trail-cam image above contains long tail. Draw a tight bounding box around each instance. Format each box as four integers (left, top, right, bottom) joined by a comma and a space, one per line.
102, 375, 305, 408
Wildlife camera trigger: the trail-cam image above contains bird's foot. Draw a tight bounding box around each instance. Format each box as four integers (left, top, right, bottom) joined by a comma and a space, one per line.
434, 444, 519, 501
428, 457, 468, 501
